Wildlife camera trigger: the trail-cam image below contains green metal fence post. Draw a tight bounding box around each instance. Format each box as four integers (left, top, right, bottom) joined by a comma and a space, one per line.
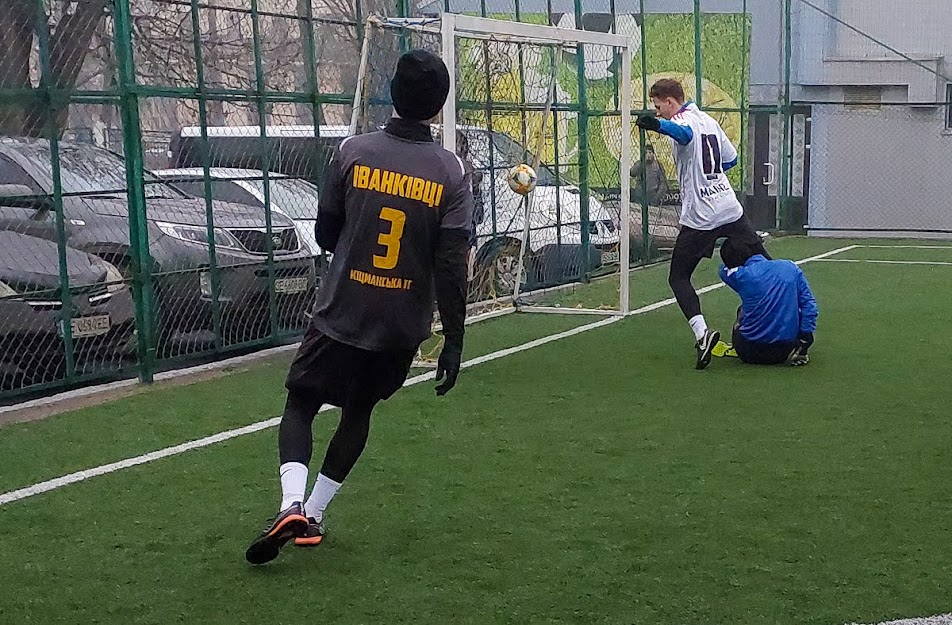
302, 0, 326, 281
189, 0, 224, 353
250, 0, 280, 343
639, 0, 650, 260
34, 0, 75, 382
779, 0, 793, 230
114, 0, 157, 383
694, 0, 702, 108
574, 0, 592, 280
739, 0, 749, 203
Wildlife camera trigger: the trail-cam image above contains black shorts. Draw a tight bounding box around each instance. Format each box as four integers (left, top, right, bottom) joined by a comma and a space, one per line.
285, 326, 417, 407
732, 326, 796, 365
673, 214, 764, 263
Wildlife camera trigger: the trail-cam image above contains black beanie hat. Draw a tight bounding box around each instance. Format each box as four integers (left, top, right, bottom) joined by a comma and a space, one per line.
390, 50, 450, 122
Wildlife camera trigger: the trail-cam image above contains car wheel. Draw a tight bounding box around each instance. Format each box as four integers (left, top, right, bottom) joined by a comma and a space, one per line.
473, 238, 533, 299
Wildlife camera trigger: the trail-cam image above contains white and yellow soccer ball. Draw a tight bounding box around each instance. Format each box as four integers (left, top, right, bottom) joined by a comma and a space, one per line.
507, 163, 538, 196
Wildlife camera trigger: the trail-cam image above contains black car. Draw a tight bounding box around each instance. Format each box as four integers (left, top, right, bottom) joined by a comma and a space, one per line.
0, 230, 136, 392
0, 138, 316, 354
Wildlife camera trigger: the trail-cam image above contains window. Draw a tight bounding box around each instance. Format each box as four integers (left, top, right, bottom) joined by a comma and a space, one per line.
844, 86, 882, 111
946, 84, 952, 129
0, 154, 42, 192
174, 179, 262, 207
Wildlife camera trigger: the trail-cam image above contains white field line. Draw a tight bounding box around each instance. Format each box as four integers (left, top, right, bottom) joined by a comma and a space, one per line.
844, 614, 952, 625
814, 258, 952, 266
860, 245, 952, 250
0, 245, 856, 508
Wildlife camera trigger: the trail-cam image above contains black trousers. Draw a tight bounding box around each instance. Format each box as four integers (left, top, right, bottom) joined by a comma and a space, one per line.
732, 327, 797, 365
669, 214, 769, 320
278, 326, 415, 483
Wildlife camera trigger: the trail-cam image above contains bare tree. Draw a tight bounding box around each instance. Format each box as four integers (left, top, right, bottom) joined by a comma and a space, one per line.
0, 0, 110, 137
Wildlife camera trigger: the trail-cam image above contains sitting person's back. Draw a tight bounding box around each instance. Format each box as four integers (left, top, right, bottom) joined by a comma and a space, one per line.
719, 239, 817, 365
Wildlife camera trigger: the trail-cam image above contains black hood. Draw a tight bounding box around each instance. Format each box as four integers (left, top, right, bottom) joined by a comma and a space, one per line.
80, 197, 296, 229
0, 231, 106, 290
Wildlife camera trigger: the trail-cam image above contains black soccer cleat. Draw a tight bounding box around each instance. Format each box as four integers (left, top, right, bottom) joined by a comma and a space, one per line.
245, 502, 308, 565
787, 346, 810, 367
293, 517, 327, 547
695, 329, 720, 370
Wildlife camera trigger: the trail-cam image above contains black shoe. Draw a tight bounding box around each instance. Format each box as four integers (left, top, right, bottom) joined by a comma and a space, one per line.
695, 329, 720, 370
245, 502, 308, 565
294, 517, 327, 547
787, 346, 810, 367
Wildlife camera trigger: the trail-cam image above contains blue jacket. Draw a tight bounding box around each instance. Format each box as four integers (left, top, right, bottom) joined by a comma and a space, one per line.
719, 255, 818, 344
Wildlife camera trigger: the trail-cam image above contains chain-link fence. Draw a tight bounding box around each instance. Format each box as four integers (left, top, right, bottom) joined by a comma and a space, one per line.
1, 0, 947, 399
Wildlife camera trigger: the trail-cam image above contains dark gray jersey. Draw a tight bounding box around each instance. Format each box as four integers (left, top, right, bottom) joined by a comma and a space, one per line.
311, 119, 474, 352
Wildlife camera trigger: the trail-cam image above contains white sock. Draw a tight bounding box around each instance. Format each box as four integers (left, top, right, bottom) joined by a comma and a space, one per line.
688, 314, 708, 342
279, 462, 308, 511
304, 473, 342, 522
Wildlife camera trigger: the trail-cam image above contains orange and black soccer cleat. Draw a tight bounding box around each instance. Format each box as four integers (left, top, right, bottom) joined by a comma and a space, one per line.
294, 517, 326, 547
245, 502, 308, 565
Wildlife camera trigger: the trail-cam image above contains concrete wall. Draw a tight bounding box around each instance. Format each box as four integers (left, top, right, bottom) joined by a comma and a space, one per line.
795, 0, 952, 236
808, 104, 952, 236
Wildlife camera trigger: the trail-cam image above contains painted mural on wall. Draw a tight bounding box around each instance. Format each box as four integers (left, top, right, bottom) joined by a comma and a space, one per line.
455, 11, 750, 193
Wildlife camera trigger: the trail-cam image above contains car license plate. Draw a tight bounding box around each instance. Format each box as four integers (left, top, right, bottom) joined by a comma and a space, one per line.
274, 277, 309, 294
602, 249, 620, 264
59, 315, 111, 339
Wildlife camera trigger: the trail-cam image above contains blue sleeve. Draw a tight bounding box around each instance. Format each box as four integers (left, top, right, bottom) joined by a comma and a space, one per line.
723, 157, 738, 171
797, 270, 818, 334
657, 120, 694, 146
719, 264, 739, 291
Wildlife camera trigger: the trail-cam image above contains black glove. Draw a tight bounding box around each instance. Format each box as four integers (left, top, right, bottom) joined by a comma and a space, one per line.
636, 115, 661, 132
797, 332, 815, 353
435, 343, 462, 396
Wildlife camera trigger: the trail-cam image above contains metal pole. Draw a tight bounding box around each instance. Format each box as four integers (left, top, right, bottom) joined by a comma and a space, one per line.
190, 0, 224, 352
779, 0, 793, 229
441, 13, 457, 154
250, 0, 279, 342
574, 0, 592, 281
639, 0, 650, 260
114, 0, 156, 382
694, 0, 703, 108
619, 45, 632, 314
35, 0, 75, 381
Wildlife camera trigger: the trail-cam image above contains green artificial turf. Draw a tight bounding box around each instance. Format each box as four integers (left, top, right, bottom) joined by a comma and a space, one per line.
1, 238, 950, 624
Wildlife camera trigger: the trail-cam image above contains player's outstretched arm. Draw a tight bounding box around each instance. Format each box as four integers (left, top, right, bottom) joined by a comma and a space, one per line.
637, 115, 694, 146
315, 150, 347, 253
434, 174, 475, 397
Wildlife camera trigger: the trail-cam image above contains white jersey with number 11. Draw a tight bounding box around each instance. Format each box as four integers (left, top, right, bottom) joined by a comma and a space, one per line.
670, 102, 743, 231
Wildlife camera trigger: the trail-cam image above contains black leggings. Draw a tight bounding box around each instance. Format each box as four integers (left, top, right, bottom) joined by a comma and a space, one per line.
669, 216, 770, 320
278, 389, 380, 483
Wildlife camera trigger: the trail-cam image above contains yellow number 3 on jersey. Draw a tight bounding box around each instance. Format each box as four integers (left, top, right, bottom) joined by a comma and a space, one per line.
373, 207, 406, 270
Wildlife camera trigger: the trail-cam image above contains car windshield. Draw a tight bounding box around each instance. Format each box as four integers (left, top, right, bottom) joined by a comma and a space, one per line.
28, 143, 180, 200
245, 178, 318, 219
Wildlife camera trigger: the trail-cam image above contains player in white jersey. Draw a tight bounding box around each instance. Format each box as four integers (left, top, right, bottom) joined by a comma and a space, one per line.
636, 79, 770, 370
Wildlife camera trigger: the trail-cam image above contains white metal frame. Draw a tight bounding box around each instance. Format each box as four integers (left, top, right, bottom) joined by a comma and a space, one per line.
440, 14, 634, 316
357, 14, 635, 316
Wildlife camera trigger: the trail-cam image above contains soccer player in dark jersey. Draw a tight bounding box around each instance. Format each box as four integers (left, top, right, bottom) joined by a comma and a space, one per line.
245, 50, 474, 565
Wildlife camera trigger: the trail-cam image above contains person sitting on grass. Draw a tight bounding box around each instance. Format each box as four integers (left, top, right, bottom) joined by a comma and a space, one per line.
718, 238, 817, 366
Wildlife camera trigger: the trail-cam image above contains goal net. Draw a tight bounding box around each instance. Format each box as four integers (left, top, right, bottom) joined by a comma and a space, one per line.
352, 14, 634, 361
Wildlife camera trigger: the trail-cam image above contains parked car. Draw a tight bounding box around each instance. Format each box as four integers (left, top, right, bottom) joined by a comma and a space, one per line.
453, 125, 619, 292
151, 168, 320, 256
0, 138, 316, 352
170, 124, 619, 294
0, 229, 136, 391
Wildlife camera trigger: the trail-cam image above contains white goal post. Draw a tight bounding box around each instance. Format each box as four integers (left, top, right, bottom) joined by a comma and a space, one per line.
354, 14, 636, 318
